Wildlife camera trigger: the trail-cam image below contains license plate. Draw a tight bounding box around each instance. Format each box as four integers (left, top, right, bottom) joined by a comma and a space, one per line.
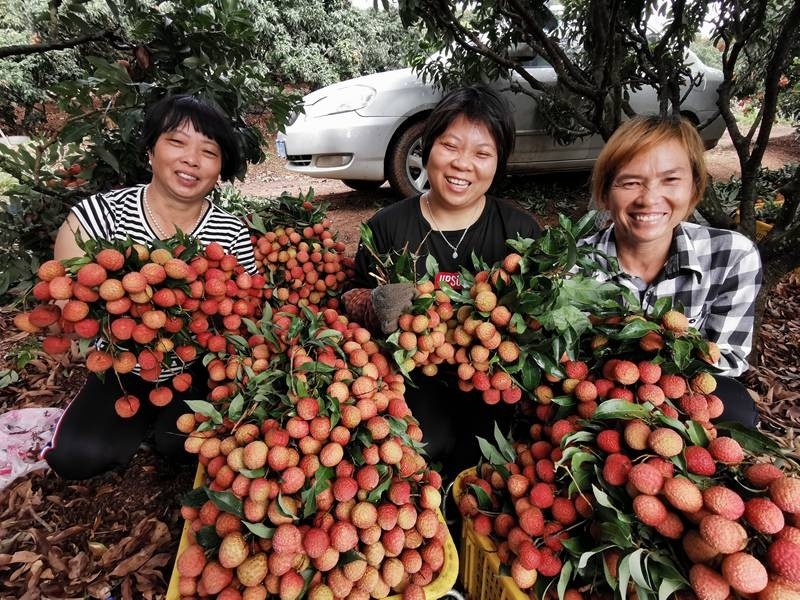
275, 139, 287, 158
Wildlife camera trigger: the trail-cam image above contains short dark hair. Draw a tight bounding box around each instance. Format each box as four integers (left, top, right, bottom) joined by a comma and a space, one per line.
141, 94, 241, 182
421, 85, 516, 180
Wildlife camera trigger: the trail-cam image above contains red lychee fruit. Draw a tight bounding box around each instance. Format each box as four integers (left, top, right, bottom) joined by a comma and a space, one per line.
662, 310, 689, 335
689, 563, 729, 600
708, 437, 744, 465
612, 360, 639, 385
767, 538, 800, 583
703, 485, 745, 520
633, 494, 668, 526
648, 427, 684, 457
685, 445, 716, 476
699, 515, 748, 554
658, 374, 687, 399
744, 497, 785, 534
770, 477, 800, 514
95, 248, 125, 272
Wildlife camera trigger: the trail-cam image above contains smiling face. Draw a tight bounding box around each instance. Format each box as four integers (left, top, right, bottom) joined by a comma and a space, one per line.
600, 139, 696, 253
425, 114, 499, 212
148, 120, 222, 205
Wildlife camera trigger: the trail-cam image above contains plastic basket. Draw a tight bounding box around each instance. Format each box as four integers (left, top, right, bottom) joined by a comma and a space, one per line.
167, 464, 460, 599
454, 468, 528, 600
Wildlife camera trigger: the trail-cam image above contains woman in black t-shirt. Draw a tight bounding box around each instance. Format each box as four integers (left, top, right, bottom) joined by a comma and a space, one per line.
344, 85, 540, 480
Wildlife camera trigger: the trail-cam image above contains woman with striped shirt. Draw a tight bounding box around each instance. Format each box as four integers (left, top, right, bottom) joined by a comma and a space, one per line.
43, 95, 258, 479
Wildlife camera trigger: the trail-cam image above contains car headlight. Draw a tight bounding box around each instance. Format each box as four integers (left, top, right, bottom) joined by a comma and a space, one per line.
303, 85, 376, 118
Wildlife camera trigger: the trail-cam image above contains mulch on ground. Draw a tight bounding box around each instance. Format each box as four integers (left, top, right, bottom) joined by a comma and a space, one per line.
0, 269, 799, 599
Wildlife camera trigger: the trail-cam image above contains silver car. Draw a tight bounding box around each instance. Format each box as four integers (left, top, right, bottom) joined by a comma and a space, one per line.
276, 51, 726, 198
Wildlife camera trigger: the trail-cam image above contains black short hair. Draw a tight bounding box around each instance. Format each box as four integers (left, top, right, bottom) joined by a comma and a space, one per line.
421, 85, 515, 180
141, 94, 241, 182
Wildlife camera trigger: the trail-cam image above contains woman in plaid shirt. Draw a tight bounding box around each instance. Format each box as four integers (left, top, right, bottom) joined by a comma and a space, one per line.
584, 116, 762, 427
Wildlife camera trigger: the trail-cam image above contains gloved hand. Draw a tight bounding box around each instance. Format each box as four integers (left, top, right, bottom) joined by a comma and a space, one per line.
371, 282, 416, 334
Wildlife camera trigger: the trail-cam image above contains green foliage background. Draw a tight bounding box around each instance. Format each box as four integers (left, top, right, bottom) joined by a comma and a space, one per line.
0, 0, 418, 300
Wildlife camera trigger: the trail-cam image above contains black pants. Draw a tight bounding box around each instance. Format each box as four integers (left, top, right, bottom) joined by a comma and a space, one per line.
405, 373, 515, 482
716, 375, 759, 428
43, 366, 205, 480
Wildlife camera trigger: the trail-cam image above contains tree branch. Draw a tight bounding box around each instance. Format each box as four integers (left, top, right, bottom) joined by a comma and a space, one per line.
0, 28, 119, 59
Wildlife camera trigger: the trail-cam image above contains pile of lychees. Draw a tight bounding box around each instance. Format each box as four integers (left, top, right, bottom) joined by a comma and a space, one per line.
387, 215, 626, 407
454, 305, 800, 600
246, 192, 354, 311
173, 306, 451, 599
15, 234, 265, 417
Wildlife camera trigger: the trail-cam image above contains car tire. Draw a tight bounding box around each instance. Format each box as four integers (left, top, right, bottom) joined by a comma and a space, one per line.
387, 119, 429, 198
342, 179, 385, 192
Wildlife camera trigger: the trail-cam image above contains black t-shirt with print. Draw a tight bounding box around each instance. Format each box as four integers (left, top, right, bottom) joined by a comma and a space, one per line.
353, 194, 541, 289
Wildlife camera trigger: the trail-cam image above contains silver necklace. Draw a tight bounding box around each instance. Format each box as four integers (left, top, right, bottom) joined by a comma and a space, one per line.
424, 194, 479, 259
143, 185, 205, 238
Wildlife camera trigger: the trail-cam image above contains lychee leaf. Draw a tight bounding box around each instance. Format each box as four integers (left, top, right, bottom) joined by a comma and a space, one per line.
184, 400, 222, 422
366, 473, 393, 503
228, 393, 244, 420
627, 549, 654, 591
492, 423, 516, 463
243, 521, 274, 538
205, 489, 243, 518
180, 487, 208, 508
556, 559, 573, 599
476, 436, 505, 465
658, 578, 686, 600
592, 400, 649, 421
195, 525, 221, 550
612, 319, 661, 340
671, 339, 693, 371
239, 468, 265, 479
339, 549, 364, 565
576, 545, 614, 570
717, 421, 787, 455
617, 554, 631, 600
276, 493, 298, 520
685, 420, 709, 446
468, 484, 492, 509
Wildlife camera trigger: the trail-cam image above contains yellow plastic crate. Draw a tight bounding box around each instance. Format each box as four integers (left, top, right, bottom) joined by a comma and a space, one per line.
454, 468, 528, 600
167, 464, 459, 599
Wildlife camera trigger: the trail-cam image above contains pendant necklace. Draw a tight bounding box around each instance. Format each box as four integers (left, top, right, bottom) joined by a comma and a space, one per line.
144, 185, 205, 239
424, 194, 480, 259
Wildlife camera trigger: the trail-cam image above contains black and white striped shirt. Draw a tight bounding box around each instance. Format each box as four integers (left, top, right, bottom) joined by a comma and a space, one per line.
70, 185, 258, 381
71, 184, 258, 274
582, 222, 762, 377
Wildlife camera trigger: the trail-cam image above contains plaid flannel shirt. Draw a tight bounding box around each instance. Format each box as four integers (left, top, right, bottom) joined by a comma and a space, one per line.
581, 222, 762, 377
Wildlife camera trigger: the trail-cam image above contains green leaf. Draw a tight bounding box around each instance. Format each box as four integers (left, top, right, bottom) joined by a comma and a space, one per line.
468, 483, 492, 510
243, 521, 274, 538
672, 339, 693, 371
685, 420, 710, 446
618, 554, 631, 600
493, 423, 516, 463
228, 393, 244, 420
659, 578, 687, 600
628, 549, 654, 590
367, 472, 393, 503
476, 436, 506, 465
718, 421, 787, 455
180, 487, 208, 509
205, 488, 244, 518
592, 400, 650, 421
577, 545, 614, 570
196, 525, 221, 550
612, 319, 661, 340
239, 468, 265, 478
184, 400, 222, 422
556, 559, 573, 599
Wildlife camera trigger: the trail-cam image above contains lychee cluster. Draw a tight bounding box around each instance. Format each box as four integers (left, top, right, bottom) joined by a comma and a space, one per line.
389, 257, 526, 406
248, 195, 354, 310
454, 311, 800, 599
173, 307, 450, 598
15, 236, 265, 417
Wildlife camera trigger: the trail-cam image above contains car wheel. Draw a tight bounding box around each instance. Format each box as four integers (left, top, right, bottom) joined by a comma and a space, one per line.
387, 119, 429, 198
342, 179, 386, 192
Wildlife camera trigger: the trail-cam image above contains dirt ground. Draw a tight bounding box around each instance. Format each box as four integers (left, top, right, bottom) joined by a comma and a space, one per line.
0, 123, 797, 600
